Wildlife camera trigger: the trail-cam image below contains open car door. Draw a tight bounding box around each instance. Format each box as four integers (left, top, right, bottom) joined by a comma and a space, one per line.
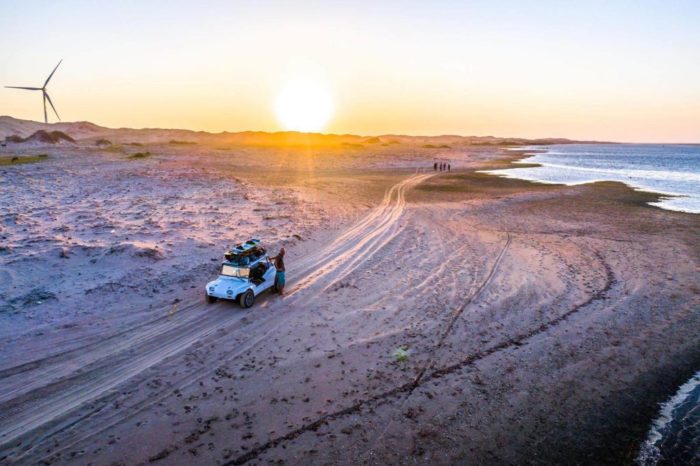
253, 260, 276, 293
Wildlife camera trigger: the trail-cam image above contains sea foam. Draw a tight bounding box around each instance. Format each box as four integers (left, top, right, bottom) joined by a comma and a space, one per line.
636, 370, 700, 465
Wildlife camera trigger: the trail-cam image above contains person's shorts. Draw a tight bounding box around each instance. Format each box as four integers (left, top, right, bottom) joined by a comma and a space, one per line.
276, 271, 286, 287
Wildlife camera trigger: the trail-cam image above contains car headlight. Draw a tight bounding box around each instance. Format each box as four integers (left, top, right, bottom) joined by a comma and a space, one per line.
209, 287, 214, 292
226, 289, 233, 295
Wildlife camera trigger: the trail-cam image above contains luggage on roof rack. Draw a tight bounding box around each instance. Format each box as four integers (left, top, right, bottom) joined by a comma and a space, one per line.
224, 239, 264, 261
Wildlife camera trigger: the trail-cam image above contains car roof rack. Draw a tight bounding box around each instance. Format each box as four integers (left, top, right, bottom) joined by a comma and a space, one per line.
224, 239, 264, 260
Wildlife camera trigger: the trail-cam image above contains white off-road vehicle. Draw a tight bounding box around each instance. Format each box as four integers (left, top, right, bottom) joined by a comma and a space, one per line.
205, 239, 277, 308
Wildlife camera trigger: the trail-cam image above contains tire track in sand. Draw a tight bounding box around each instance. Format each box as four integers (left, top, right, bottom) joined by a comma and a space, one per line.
367, 232, 511, 451
224, 247, 617, 466
414, 232, 512, 384
0, 173, 432, 462
286, 173, 433, 298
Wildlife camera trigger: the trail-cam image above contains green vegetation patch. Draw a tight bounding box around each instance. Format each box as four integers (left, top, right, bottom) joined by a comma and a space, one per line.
416, 171, 558, 193
104, 144, 124, 153
169, 140, 197, 145
392, 347, 410, 362
0, 154, 49, 166
128, 151, 153, 159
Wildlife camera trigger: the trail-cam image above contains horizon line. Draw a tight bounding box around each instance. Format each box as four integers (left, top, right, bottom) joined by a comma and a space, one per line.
2, 115, 699, 145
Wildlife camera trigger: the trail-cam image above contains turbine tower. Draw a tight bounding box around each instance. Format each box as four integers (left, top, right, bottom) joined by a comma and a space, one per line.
5, 60, 63, 124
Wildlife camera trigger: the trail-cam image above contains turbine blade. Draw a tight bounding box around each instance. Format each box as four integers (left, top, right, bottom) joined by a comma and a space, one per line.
5, 86, 42, 90
43, 93, 48, 124
45, 92, 60, 121
44, 59, 63, 87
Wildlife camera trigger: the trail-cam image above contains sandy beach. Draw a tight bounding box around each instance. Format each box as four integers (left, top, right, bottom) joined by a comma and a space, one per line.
1, 127, 699, 465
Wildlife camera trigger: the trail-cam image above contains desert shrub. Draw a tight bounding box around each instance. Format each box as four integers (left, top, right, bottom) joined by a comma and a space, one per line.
421, 144, 451, 149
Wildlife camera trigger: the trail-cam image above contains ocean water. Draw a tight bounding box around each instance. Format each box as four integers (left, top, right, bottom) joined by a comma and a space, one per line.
637, 371, 700, 465
483, 143, 700, 462
481, 144, 700, 214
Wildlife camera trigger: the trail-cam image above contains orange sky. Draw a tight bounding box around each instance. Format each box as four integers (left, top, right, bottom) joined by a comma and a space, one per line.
1, 1, 699, 142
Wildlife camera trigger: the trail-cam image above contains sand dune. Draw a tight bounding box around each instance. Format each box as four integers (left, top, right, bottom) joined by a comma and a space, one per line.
0, 116, 600, 148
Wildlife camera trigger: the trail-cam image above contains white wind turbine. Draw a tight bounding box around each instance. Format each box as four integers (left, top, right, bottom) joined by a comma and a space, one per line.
5, 60, 63, 124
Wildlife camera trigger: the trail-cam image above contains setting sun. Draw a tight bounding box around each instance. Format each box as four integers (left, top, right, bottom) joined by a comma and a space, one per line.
274, 79, 334, 133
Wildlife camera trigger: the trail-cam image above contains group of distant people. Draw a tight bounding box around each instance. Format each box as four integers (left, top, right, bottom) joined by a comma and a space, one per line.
433, 162, 451, 172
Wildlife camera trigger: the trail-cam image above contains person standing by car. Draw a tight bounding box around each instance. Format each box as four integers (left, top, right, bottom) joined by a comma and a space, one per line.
271, 247, 286, 295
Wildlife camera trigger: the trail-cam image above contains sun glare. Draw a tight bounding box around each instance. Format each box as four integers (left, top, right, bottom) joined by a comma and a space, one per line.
274, 80, 334, 133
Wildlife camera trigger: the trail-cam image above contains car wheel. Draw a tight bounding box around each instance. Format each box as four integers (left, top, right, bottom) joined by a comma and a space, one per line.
206, 293, 217, 304
239, 290, 255, 308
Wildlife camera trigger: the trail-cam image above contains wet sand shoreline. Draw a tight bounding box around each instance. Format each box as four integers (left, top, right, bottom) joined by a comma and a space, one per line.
409, 157, 700, 464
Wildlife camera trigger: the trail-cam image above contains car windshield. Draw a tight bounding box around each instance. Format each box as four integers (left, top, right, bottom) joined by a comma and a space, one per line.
221, 264, 249, 278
